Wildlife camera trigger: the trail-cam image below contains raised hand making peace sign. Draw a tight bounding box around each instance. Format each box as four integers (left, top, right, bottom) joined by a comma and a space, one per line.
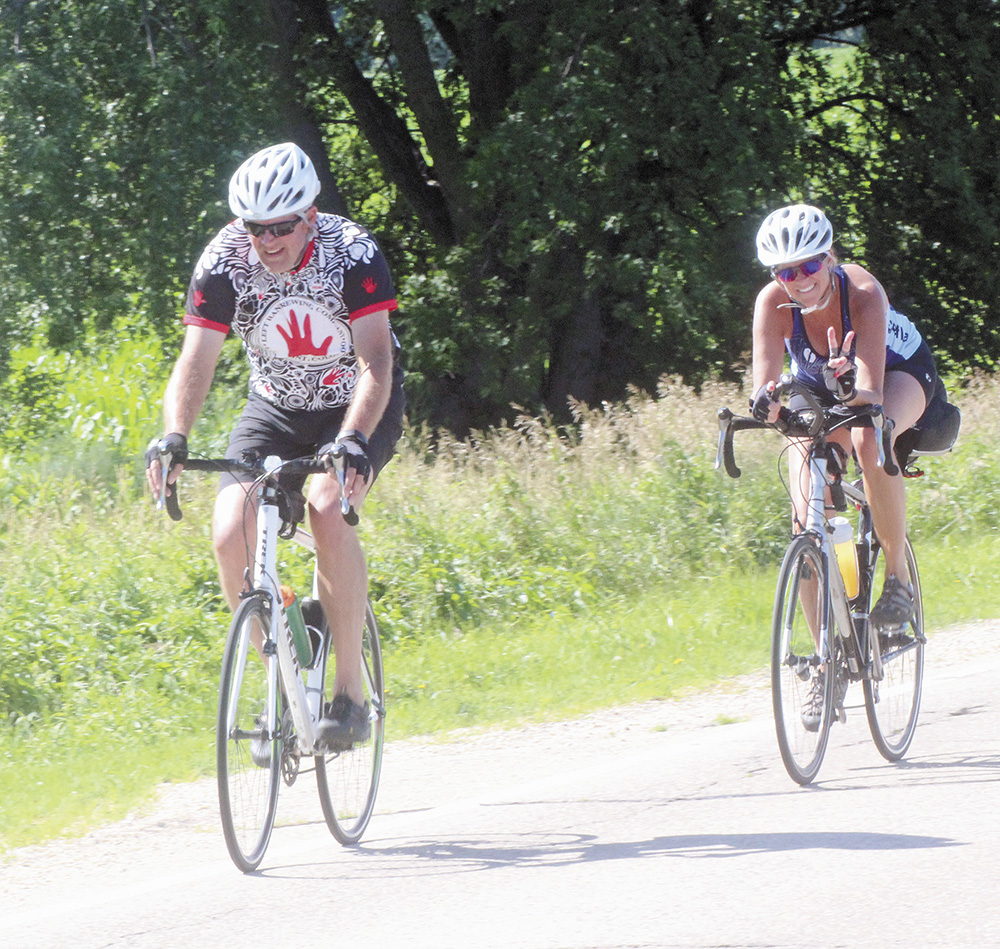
822, 326, 857, 402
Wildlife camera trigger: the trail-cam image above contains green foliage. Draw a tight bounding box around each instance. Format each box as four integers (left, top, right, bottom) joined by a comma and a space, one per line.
1, 1, 998, 434
0, 0, 281, 362
0, 475, 227, 846
0, 325, 248, 491
386, 578, 776, 735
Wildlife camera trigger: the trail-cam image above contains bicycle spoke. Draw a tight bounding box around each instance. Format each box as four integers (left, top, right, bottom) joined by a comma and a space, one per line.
771, 536, 834, 785
217, 595, 280, 872
864, 538, 924, 760
316, 600, 385, 845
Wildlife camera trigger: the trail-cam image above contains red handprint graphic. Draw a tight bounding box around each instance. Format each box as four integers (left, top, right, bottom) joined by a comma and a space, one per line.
275, 310, 332, 357
362, 277, 377, 294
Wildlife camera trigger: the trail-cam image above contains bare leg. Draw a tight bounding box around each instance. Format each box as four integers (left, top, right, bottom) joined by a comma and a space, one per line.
851, 372, 926, 582
213, 481, 258, 610
307, 473, 368, 706
786, 434, 850, 650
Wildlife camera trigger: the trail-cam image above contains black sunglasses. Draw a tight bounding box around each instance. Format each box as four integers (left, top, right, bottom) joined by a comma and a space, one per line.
244, 217, 301, 239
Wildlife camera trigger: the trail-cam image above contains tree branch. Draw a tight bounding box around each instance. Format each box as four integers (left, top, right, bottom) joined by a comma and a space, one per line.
372, 0, 467, 235
282, 0, 456, 245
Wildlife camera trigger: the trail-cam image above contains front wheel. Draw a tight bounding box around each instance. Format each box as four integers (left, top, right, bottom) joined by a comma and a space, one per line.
217, 594, 280, 872
316, 599, 385, 845
863, 536, 925, 760
771, 535, 835, 785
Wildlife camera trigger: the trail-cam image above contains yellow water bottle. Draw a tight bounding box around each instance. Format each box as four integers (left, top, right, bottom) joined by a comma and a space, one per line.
830, 516, 859, 599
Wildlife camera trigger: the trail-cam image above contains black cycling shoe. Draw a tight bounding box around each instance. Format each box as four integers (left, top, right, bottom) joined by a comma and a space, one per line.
316, 692, 371, 752
870, 575, 914, 628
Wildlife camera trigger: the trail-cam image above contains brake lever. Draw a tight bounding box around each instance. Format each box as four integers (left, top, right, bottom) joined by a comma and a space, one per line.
715, 408, 732, 472
870, 407, 899, 476
327, 445, 360, 526
156, 450, 172, 512
156, 449, 184, 521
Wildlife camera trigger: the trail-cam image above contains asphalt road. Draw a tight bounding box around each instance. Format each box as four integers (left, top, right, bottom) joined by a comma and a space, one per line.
2, 621, 998, 949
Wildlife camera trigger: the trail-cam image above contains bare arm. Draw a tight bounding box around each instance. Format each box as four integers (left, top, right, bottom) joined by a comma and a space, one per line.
342, 310, 393, 437
336, 310, 394, 503
751, 284, 790, 419
146, 325, 227, 497
839, 264, 888, 406
163, 325, 228, 435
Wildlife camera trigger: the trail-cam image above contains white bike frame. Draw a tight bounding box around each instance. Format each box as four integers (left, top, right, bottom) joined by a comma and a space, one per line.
800, 436, 885, 682
244, 456, 330, 758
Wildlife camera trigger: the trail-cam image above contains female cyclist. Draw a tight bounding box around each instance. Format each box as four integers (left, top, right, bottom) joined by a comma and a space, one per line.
750, 205, 938, 693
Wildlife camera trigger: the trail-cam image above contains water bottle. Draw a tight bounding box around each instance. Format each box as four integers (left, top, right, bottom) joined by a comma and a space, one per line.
830, 517, 859, 599
280, 585, 313, 666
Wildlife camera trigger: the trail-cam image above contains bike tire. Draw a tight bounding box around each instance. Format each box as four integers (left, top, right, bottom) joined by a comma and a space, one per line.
217, 594, 280, 872
771, 534, 835, 785
863, 536, 925, 760
315, 599, 385, 845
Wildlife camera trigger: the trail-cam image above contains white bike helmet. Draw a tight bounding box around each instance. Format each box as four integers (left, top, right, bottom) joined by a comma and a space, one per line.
228, 142, 321, 221
755, 204, 833, 267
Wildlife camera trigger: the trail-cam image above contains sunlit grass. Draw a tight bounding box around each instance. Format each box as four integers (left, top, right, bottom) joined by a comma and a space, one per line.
385, 572, 775, 737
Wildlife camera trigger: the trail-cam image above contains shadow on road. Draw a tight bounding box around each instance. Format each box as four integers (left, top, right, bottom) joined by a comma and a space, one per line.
263, 827, 959, 880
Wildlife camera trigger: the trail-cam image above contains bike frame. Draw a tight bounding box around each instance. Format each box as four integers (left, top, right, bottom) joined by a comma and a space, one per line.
235, 456, 330, 758
798, 439, 883, 682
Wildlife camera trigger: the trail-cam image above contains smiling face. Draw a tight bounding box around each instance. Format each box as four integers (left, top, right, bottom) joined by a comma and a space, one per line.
772, 253, 832, 305
247, 207, 317, 273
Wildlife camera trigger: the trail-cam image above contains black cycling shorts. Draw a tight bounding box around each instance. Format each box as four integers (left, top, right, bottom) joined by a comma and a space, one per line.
886, 338, 938, 405
221, 359, 405, 493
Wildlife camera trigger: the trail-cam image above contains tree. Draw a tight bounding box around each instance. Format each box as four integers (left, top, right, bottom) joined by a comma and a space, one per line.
1, 0, 998, 434
270, 0, 1000, 430
0, 2, 275, 366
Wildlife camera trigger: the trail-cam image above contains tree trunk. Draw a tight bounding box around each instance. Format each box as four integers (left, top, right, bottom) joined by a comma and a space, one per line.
264, 0, 350, 216
541, 246, 604, 419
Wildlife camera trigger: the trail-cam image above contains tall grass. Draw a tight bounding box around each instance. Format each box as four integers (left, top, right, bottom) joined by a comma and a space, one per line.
1, 346, 998, 850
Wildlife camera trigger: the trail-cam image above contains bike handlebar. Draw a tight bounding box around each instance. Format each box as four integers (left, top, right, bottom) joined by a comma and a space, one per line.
716, 374, 899, 479
154, 449, 359, 525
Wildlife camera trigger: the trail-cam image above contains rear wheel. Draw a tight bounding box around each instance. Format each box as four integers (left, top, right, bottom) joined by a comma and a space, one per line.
217, 594, 280, 872
316, 599, 385, 845
771, 535, 834, 785
863, 536, 924, 760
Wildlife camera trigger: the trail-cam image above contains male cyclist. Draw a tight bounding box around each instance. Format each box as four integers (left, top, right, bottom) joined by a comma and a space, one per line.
146, 142, 405, 749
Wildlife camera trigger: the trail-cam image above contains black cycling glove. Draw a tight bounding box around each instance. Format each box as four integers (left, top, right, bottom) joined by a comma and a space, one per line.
322, 429, 371, 482
145, 432, 188, 469
822, 363, 857, 403
750, 385, 777, 422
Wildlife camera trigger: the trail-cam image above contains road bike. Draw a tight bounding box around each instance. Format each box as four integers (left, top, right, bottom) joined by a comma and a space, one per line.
154, 446, 385, 870
716, 376, 956, 785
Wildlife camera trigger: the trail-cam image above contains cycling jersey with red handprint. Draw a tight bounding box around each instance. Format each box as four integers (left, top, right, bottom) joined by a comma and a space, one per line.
184, 213, 398, 411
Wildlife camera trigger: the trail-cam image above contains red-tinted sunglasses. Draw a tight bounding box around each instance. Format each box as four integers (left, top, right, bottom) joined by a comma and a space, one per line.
771, 255, 827, 283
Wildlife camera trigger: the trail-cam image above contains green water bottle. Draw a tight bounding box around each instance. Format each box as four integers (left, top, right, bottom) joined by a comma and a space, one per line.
280, 585, 313, 666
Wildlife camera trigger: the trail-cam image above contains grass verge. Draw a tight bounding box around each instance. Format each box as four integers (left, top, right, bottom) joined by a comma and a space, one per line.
2, 530, 997, 853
